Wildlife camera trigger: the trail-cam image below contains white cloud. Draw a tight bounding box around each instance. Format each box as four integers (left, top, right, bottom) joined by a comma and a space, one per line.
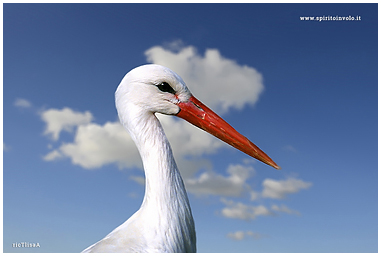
262, 178, 312, 199
220, 198, 301, 222
14, 98, 32, 108
44, 121, 141, 169
185, 164, 255, 197
145, 42, 264, 114
271, 204, 300, 215
43, 149, 63, 161
220, 198, 273, 221
41, 107, 93, 141
227, 230, 264, 241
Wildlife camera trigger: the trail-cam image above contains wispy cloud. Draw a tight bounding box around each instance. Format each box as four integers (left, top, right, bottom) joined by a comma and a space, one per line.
227, 230, 265, 241
43, 149, 63, 161
262, 178, 312, 199
220, 198, 274, 221
14, 98, 32, 108
220, 193, 305, 221
271, 204, 300, 215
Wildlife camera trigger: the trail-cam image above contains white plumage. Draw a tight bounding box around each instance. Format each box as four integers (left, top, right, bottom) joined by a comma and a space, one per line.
82, 64, 279, 253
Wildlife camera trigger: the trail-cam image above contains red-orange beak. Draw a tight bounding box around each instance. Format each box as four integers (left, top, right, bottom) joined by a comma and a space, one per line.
176, 95, 280, 169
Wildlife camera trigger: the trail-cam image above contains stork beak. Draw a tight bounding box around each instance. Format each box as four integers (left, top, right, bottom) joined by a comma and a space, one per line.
176, 95, 280, 169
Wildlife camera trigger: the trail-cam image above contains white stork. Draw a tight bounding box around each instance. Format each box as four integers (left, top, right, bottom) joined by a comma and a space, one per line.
82, 64, 279, 253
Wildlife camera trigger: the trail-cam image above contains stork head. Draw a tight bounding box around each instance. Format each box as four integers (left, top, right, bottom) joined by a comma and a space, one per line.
116, 64, 190, 116
115, 64, 280, 169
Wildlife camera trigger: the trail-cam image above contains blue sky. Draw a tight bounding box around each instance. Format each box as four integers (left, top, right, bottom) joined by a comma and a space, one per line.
3, 3, 377, 253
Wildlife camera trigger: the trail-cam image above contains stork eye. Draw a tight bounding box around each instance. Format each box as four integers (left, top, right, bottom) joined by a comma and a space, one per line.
157, 82, 176, 94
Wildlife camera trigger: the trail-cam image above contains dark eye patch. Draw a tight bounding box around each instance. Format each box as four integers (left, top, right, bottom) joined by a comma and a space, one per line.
157, 82, 176, 94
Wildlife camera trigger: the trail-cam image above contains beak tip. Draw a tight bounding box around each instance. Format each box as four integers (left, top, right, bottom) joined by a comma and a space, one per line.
268, 162, 281, 170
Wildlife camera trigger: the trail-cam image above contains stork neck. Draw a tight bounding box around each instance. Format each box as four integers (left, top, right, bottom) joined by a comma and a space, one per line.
132, 113, 185, 201
127, 112, 196, 252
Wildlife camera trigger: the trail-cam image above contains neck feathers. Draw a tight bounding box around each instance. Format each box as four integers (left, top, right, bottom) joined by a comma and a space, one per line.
127, 112, 196, 252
